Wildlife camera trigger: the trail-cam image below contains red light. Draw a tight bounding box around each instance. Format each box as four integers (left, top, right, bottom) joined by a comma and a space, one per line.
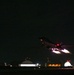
56, 44, 60, 46
67, 60, 70, 62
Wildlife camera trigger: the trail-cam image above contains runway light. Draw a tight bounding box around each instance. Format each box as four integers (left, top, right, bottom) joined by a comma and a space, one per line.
18, 63, 41, 67
19, 64, 36, 67
48, 64, 61, 67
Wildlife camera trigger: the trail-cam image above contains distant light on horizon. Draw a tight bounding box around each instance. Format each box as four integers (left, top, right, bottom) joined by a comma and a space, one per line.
64, 61, 72, 67
19, 64, 36, 67
18, 63, 41, 67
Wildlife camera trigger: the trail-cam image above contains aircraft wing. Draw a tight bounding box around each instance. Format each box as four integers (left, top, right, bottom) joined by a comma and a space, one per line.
39, 37, 55, 48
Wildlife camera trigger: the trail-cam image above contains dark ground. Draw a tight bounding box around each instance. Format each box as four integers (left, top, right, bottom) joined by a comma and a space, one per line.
0, 67, 74, 75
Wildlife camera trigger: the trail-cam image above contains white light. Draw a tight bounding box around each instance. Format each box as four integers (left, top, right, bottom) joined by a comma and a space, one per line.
52, 48, 61, 54
61, 49, 70, 53
19, 64, 36, 67
19, 64, 40, 67
52, 50, 61, 54
52, 48, 59, 51
36, 63, 39, 66
64, 61, 72, 67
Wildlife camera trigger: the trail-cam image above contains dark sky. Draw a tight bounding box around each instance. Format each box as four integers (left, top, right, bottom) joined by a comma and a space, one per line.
0, 1, 74, 64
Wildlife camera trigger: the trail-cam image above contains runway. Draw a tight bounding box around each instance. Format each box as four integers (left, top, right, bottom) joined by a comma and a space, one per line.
0, 66, 74, 70
0, 67, 74, 73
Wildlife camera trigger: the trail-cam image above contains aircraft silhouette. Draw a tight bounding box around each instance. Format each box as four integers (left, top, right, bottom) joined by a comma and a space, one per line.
39, 37, 71, 54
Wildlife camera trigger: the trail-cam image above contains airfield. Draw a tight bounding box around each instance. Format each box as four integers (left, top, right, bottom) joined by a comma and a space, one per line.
0, 67, 74, 75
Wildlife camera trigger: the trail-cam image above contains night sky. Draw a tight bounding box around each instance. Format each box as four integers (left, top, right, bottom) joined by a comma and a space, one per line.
0, 1, 74, 64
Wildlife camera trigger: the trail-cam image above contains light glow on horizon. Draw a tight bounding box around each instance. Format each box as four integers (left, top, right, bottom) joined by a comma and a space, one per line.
19, 64, 36, 67
64, 61, 72, 67
18, 63, 41, 67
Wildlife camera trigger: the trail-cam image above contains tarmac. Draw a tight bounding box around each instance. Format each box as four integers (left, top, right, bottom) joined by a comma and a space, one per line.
0, 67, 74, 75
